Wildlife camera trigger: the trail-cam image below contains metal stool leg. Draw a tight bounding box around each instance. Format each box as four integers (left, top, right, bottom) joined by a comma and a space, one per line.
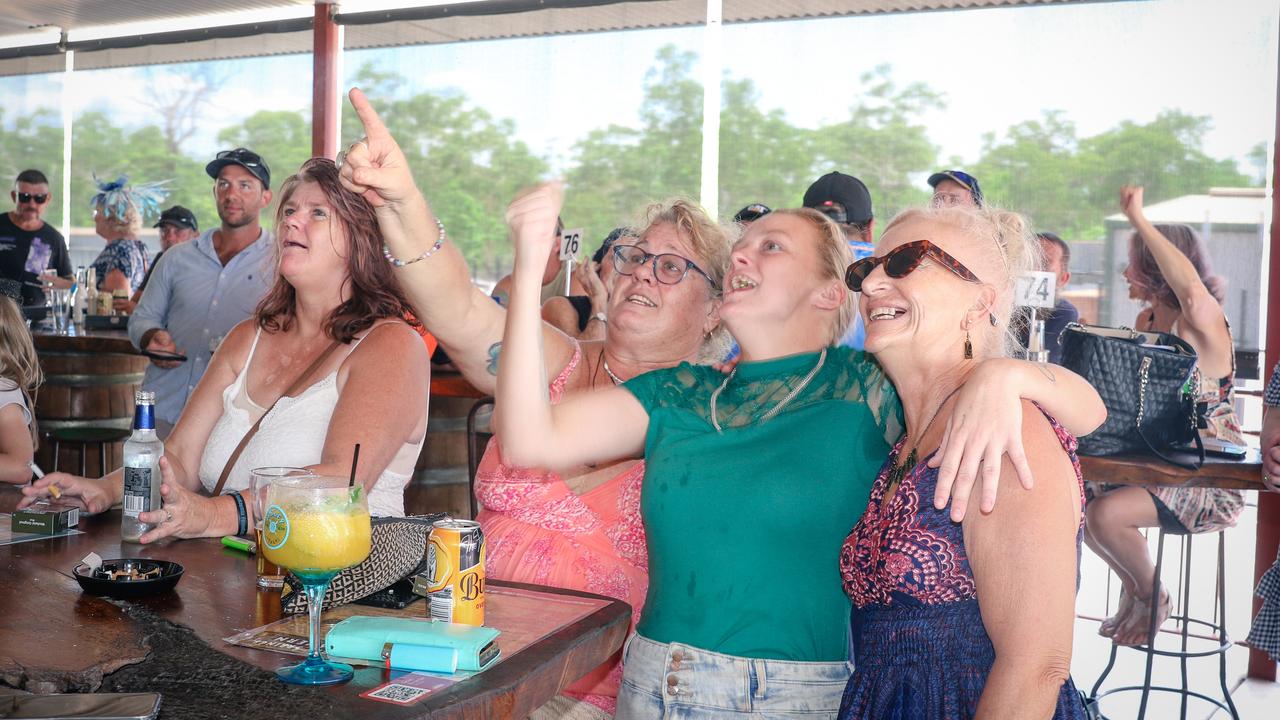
99, 441, 108, 479
78, 441, 87, 478
51, 438, 61, 473
1137, 528, 1167, 719
1178, 534, 1192, 720
1217, 532, 1239, 719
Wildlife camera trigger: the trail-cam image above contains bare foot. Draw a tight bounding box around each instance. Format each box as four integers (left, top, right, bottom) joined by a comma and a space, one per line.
1099, 589, 1135, 638
1113, 589, 1171, 646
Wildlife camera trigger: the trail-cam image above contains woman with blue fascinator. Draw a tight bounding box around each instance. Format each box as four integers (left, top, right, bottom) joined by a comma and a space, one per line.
89, 175, 168, 298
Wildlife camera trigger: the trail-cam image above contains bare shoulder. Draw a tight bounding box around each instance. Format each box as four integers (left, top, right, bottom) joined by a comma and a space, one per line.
998, 400, 1078, 508
350, 320, 429, 368
213, 319, 260, 374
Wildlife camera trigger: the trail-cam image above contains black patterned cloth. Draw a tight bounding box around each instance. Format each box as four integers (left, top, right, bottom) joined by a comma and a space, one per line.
1248, 360, 1280, 661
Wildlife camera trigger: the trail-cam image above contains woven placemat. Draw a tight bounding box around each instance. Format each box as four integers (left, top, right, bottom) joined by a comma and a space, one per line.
100, 604, 355, 720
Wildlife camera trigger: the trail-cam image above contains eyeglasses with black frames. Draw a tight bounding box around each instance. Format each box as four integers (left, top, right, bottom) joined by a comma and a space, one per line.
611, 243, 717, 289
844, 240, 982, 292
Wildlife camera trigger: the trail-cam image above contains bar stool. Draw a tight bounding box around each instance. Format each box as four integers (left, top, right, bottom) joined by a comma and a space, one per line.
45, 427, 132, 477
1087, 527, 1239, 719
465, 396, 494, 520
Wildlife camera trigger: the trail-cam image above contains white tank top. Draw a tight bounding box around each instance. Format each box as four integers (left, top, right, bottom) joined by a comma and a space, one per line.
197, 325, 425, 516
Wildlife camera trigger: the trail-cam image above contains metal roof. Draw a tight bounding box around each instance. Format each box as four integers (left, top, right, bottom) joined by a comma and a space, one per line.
1104, 188, 1269, 228
0, 0, 1105, 76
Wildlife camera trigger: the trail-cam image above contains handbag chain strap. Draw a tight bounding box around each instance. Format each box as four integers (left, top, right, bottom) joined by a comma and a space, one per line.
1136, 356, 1151, 428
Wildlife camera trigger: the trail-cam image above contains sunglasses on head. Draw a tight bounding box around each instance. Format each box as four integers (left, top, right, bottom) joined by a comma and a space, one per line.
844, 240, 982, 292
16, 192, 48, 204
816, 202, 849, 225
216, 148, 264, 168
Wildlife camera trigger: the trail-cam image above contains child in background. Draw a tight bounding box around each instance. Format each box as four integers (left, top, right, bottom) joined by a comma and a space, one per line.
0, 278, 42, 484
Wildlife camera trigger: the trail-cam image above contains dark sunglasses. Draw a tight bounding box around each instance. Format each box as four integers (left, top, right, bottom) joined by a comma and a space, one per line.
16, 192, 48, 204
612, 243, 717, 289
844, 240, 982, 292
216, 148, 265, 168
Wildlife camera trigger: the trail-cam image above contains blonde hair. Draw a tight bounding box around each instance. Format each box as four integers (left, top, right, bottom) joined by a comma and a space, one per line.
770, 208, 857, 345
97, 199, 142, 238
883, 205, 1041, 358
635, 199, 735, 361
0, 296, 42, 446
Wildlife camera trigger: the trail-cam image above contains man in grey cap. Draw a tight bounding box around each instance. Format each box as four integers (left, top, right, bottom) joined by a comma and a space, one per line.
129, 148, 275, 436
117, 206, 200, 314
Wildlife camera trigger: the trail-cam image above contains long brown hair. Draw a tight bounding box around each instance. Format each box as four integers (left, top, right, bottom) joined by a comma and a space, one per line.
0, 295, 41, 446
256, 158, 420, 343
1126, 223, 1226, 311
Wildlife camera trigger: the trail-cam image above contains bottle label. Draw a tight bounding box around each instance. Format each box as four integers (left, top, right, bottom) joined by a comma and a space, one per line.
134, 403, 155, 431
122, 466, 153, 517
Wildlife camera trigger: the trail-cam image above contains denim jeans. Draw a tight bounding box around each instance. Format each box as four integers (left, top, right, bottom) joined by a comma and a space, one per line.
616, 634, 853, 719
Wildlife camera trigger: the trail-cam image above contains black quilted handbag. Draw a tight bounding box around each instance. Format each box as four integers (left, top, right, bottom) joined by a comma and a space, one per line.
281, 513, 445, 614
1059, 323, 1205, 470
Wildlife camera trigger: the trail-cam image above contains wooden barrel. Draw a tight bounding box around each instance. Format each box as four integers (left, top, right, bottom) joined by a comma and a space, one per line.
405, 372, 488, 519
31, 331, 147, 478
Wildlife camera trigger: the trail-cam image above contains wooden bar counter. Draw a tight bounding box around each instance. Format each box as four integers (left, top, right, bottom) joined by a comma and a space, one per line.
30, 325, 146, 477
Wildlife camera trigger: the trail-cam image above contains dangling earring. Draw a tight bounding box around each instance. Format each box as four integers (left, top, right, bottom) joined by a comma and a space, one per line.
964, 329, 973, 359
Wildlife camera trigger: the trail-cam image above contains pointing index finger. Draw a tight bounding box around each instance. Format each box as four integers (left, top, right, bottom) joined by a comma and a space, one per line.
348, 87, 389, 141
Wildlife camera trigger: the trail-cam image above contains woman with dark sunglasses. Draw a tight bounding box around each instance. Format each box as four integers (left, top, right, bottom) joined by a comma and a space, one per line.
837, 206, 1092, 719
494, 187, 1103, 715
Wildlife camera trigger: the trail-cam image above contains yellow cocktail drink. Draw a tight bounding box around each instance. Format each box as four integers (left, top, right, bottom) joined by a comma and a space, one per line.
262, 506, 371, 578
261, 475, 371, 686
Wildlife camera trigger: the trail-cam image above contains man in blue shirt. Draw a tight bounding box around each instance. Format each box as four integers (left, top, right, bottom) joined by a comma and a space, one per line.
1035, 232, 1080, 364
802, 171, 874, 349
130, 148, 275, 436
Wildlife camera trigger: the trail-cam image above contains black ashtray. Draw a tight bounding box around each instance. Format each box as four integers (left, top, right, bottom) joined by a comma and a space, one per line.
73, 559, 184, 599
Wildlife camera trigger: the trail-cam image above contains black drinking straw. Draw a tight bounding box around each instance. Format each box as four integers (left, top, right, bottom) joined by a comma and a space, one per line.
348, 443, 361, 488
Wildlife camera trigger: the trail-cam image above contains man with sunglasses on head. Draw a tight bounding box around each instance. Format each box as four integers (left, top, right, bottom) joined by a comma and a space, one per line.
129, 148, 274, 437
0, 169, 73, 306
804, 171, 876, 349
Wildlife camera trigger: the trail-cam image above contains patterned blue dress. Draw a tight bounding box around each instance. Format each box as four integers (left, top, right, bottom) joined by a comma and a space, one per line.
837, 412, 1088, 720
91, 238, 149, 291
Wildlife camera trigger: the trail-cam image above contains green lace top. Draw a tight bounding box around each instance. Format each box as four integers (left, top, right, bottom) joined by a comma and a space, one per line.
623, 345, 903, 661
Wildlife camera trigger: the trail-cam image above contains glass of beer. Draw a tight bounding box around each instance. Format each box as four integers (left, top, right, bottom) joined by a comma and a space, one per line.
249, 467, 313, 589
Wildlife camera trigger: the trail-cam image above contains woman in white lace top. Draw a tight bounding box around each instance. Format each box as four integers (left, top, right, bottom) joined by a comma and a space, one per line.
20, 159, 429, 541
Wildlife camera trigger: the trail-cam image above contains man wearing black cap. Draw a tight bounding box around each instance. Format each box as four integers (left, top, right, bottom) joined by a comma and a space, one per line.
803, 171, 875, 244
129, 148, 275, 436
928, 169, 983, 208
803, 171, 876, 349
116, 206, 200, 314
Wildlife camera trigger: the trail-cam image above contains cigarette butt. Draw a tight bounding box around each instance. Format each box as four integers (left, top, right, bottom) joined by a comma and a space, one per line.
29, 462, 44, 479
49, 484, 62, 499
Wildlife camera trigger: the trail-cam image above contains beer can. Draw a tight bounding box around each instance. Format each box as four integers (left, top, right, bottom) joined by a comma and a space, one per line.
425, 519, 485, 625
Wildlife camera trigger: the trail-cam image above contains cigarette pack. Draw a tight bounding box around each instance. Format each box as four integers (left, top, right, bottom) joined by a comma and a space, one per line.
11, 503, 80, 535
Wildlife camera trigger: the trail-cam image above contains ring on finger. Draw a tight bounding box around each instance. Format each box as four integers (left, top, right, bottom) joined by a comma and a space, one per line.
335, 149, 348, 169
163, 509, 173, 523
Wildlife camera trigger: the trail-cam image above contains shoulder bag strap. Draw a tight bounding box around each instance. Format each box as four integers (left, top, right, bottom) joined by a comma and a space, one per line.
211, 339, 343, 496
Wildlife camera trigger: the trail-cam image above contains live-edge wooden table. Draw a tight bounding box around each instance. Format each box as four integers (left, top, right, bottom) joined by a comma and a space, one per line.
0, 505, 630, 718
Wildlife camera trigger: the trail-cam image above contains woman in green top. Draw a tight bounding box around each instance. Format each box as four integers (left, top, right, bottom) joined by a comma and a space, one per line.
494, 185, 1104, 717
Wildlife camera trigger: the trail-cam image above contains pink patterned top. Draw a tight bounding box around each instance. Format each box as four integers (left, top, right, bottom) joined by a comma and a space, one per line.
474, 343, 648, 713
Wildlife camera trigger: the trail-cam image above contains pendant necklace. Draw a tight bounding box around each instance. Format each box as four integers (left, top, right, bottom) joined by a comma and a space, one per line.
601, 353, 625, 385
883, 385, 963, 500
710, 348, 827, 434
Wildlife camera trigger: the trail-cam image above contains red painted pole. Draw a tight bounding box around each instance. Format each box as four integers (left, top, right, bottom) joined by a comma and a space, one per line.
312, 1, 341, 159
1247, 12, 1280, 683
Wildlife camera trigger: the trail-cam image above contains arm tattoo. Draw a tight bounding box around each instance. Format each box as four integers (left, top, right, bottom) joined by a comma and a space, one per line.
486, 342, 501, 375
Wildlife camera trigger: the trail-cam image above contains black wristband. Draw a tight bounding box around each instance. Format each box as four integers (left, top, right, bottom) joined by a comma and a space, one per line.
230, 491, 248, 536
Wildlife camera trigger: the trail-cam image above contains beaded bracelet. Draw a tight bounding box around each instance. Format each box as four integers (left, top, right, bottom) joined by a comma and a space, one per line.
229, 490, 248, 536
384, 217, 446, 267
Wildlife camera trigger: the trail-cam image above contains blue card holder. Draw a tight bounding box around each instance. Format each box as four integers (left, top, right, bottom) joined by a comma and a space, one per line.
325, 616, 500, 673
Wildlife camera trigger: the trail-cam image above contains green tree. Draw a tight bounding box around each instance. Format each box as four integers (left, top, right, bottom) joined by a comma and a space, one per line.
0, 108, 66, 226
342, 63, 548, 277
968, 111, 1083, 235
808, 65, 943, 225
564, 45, 704, 243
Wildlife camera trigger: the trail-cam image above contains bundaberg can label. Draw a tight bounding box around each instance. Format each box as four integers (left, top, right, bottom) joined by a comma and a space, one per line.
426, 519, 485, 625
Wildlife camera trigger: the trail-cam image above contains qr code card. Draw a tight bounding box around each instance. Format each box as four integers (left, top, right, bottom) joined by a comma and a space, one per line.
361, 673, 454, 706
